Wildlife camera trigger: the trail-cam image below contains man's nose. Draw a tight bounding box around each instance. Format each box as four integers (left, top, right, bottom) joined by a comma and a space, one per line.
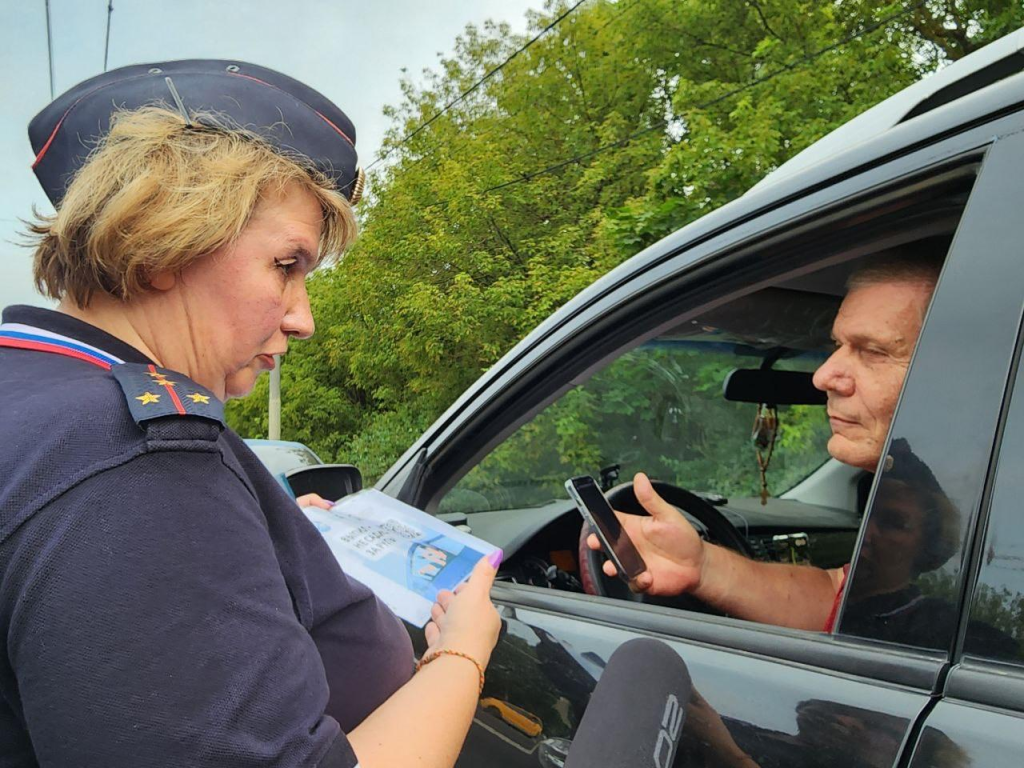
283, 283, 315, 340
813, 350, 854, 397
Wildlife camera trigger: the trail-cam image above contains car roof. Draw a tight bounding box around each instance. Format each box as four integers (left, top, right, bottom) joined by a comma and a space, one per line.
749, 27, 1024, 194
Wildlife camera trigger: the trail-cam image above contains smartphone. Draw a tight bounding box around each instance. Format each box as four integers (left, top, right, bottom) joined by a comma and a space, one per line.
565, 475, 647, 583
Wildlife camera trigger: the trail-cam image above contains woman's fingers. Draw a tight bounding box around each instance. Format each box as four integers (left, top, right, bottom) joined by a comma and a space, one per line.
436, 589, 455, 610
424, 621, 440, 649
461, 553, 499, 598
430, 602, 445, 623
295, 493, 333, 510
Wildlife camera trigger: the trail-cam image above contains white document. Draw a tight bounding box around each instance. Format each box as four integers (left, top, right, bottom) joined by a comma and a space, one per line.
303, 489, 499, 627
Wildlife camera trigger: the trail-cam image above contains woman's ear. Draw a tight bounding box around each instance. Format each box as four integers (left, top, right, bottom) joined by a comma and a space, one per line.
149, 271, 176, 291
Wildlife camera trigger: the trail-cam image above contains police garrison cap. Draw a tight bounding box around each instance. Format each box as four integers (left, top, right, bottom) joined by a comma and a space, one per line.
28, 59, 365, 206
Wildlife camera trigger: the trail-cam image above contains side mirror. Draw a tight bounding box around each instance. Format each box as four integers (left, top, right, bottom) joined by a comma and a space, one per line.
284, 464, 363, 501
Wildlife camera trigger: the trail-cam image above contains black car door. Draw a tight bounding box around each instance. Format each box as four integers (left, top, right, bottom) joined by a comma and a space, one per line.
902, 130, 1024, 767
389, 115, 1024, 768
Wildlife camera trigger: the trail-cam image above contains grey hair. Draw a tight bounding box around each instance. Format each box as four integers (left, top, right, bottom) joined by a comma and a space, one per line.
846, 238, 948, 293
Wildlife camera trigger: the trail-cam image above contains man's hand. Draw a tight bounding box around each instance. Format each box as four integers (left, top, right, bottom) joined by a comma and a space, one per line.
588, 473, 846, 629
586, 472, 706, 596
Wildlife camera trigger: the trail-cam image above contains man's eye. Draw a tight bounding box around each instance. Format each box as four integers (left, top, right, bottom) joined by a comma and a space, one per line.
275, 259, 297, 274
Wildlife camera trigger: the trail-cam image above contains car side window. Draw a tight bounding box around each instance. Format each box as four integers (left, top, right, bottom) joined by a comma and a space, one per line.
438, 318, 834, 517
962, 354, 1024, 663
834, 146, 1018, 654
837, 437, 969, 650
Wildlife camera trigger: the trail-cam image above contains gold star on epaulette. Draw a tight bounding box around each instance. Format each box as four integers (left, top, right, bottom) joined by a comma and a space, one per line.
136, 392, 161, 405
187, 392, 211, 404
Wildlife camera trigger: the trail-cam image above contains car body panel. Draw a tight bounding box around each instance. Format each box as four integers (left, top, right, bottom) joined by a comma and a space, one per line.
476, 595, 938, 767
906, 700, 1024, 768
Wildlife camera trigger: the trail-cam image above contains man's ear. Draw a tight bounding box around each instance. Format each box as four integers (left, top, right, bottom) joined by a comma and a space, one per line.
149, 271, 176, 291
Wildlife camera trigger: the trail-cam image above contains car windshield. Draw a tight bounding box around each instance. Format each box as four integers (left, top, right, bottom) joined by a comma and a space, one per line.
441, 289, 836, 514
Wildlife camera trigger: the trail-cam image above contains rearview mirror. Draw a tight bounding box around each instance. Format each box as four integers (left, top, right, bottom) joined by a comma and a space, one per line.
284, 464, 363, 501
723, 369, 826, 406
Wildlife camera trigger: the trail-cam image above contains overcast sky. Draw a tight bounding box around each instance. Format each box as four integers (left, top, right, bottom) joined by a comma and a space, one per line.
0, 0, 540, 310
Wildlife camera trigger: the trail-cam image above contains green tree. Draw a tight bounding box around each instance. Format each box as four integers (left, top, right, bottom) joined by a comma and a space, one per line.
227, 0, 1022, 482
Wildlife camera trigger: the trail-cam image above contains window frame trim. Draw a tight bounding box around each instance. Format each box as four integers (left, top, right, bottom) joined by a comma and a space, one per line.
943, 129, 1024, 691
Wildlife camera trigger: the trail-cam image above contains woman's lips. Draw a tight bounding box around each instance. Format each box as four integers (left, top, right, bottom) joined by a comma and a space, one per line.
256, 354, 277, 370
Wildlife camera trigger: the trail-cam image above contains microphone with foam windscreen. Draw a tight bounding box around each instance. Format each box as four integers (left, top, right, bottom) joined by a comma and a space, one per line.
564, 637, 692, 768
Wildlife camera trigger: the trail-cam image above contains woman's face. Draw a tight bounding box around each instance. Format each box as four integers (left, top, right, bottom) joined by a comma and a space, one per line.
172, 181, 322, 399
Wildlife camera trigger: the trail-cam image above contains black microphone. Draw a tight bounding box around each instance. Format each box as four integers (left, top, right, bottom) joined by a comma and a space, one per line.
564, 637, 692, 768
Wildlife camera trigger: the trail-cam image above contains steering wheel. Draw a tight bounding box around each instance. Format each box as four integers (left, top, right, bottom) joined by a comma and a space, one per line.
577, 480, 754, 611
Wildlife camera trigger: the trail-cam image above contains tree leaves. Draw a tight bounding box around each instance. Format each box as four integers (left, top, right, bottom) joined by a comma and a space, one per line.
226, 0, 1020, 481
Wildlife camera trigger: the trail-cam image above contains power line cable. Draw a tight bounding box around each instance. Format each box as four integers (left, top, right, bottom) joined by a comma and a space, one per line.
103, 1, 114, 72
367, 0, 592, 172
482, 0, 928, 195
44, 0, 55, 100
373, 0, 653, 194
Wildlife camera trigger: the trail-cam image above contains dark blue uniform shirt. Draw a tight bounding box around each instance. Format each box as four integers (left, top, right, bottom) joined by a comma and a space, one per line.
0, 306, 413, 767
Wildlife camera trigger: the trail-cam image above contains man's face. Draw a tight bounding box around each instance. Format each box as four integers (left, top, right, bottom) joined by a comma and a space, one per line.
857, 481, 926, 591
812, 280, 934, 471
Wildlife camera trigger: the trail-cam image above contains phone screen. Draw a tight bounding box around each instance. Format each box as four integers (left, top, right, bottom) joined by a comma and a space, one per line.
565, 475, 647, 581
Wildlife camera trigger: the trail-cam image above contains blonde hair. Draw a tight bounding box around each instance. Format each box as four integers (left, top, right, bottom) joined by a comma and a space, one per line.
28, 106, 357, 306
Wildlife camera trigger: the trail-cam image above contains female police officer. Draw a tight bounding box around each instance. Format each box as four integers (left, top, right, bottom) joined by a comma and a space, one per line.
0, 61, 500, 768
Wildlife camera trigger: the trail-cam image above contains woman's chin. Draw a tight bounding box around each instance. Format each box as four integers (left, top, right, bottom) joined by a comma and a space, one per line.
223, 368, 262, 400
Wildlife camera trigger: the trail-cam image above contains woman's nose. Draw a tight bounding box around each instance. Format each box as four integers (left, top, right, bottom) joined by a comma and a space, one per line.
284, 286, 316, 340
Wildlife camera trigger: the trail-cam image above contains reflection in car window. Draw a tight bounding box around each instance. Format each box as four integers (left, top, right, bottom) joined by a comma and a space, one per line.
839, 438, 974, 652
963, 355, 1024, 663
248, 444, 322, 476
440, 318, 833, 514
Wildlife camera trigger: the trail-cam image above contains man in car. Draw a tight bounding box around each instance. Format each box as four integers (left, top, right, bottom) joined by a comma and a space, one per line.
588, 249, 945, 631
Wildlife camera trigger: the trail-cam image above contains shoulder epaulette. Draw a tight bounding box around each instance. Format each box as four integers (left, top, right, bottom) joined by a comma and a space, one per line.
112, 363, 225, 427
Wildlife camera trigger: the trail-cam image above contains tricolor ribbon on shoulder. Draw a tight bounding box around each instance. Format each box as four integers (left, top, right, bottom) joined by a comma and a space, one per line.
1, 322, 224, 423
0, 323, 124, 369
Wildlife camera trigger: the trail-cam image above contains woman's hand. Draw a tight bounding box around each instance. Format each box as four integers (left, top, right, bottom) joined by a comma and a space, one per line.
586, 472, 706, 597
295, 493, 333, 510
425, 553, 502, 668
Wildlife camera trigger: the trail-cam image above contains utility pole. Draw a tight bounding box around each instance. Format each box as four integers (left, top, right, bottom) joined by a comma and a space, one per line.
269, 354, 281, 440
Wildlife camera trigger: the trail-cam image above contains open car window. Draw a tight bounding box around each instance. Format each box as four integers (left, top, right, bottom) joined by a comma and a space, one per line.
439, 308, 834, 516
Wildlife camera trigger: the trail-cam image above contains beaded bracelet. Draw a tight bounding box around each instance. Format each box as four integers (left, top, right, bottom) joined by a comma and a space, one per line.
416, 649, 485, 695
